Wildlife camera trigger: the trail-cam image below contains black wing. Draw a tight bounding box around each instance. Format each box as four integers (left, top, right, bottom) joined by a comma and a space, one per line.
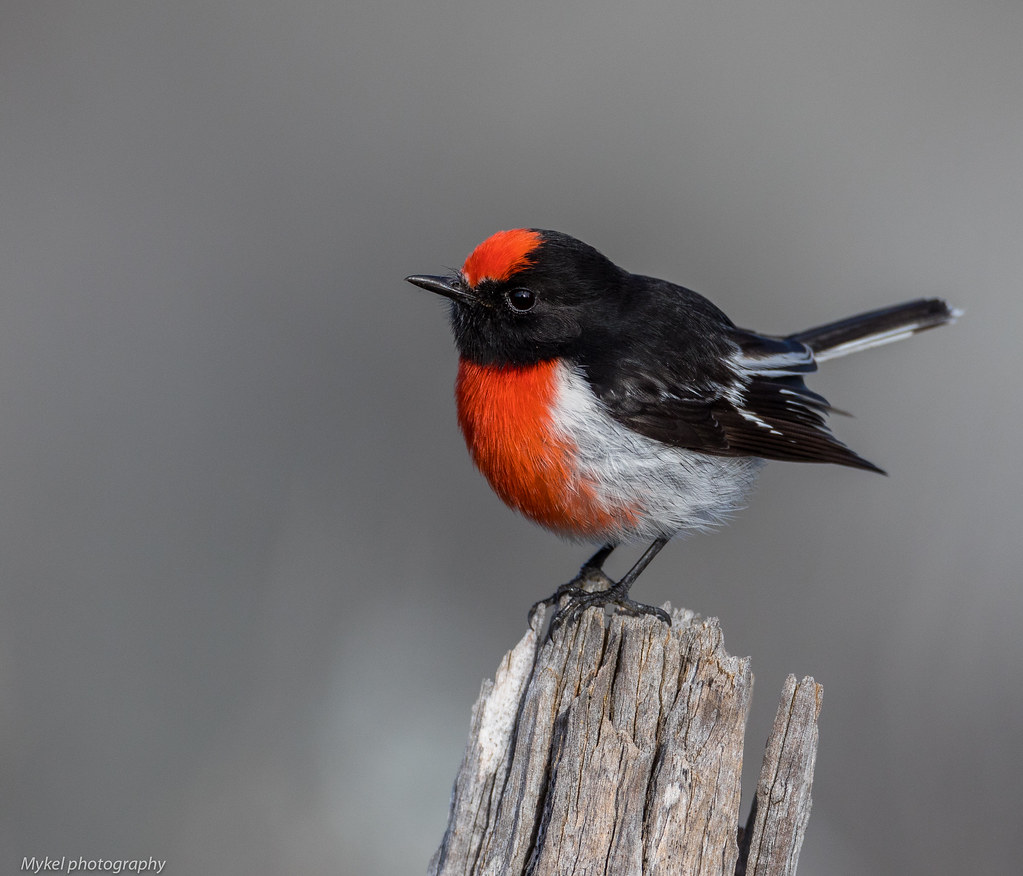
588, 325, 884, 473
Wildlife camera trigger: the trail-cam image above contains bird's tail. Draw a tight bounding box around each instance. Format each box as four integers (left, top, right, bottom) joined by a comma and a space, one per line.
789, 298, 961, 363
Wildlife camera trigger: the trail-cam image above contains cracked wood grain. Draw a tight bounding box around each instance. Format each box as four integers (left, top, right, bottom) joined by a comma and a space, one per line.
738, 675, 822, 876
428, 606, 820, 876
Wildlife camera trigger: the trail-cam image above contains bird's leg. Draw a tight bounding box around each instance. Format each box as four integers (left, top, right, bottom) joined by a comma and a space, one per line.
528, 543, 616, 624
549, 537, 671, 633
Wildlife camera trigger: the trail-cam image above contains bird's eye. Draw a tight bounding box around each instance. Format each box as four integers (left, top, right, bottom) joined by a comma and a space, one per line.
507, 288, 536, 312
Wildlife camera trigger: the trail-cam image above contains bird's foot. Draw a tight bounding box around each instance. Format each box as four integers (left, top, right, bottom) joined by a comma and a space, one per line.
528, 561, 614, 627
547, 585, 672, 635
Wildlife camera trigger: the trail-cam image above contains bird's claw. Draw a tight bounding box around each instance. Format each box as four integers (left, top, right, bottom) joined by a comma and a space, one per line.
527, 563, 615, 626
548, 594, 672, 635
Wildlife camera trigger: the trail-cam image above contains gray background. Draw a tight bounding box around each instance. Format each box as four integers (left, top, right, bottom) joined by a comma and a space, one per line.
2, 2, 1020, 874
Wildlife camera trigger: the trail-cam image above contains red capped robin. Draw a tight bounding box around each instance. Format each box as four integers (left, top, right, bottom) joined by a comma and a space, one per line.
407, 229, 959, 628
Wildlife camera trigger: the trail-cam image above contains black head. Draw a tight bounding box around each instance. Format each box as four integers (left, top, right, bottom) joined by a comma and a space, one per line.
406, 229, 628, 366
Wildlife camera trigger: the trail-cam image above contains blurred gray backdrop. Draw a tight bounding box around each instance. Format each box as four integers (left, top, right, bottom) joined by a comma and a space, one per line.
2, 2, 1020, 874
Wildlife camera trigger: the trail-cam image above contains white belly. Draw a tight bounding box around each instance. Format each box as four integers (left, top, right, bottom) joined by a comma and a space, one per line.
552, 362, 764, 543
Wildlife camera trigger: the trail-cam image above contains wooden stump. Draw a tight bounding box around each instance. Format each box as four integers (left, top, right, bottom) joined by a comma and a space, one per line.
428, 605, 821, 876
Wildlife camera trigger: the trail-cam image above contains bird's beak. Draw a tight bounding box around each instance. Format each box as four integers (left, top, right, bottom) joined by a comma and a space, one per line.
405, 274, 473, 303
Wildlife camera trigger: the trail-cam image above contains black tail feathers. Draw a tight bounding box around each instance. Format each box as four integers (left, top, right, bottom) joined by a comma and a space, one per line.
789, 298, 960, 362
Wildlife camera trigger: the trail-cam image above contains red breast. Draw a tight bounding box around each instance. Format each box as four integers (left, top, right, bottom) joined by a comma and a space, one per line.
455, 358, 625, 539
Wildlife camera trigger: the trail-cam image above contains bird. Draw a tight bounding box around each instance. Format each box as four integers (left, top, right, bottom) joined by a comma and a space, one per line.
406, 228, 959, 629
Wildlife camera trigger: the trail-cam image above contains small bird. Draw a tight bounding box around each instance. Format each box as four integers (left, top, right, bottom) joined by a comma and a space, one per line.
407, 229, 958, 628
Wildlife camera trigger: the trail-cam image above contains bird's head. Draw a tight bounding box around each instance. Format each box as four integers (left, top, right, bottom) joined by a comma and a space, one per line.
406, 229, 626, 365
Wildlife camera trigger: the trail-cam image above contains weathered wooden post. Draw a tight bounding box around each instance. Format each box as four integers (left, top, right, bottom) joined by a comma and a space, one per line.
429, 605, 821, 876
